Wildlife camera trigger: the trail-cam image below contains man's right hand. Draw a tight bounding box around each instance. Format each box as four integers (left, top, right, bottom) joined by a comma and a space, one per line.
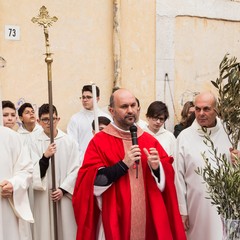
181, 215, 190, 231
123, 145, 141, 168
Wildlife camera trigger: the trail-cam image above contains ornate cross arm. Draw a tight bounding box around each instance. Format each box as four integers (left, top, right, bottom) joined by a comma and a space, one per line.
31, 6, 58, 55
31, 6, 58, 28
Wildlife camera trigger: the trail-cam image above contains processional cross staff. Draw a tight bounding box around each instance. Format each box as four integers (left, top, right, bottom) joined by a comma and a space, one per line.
31, 6, 58, 240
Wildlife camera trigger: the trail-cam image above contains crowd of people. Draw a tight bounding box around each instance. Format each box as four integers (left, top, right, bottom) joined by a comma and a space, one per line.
1, 85, 239, 240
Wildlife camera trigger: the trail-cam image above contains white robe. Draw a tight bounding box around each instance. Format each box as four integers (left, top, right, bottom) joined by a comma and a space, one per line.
136, 119, 148, 129
175, 118, 231, 240
0, 126, 33, 240
17, 124, 42, 146
143, 125, 176, 157
17, 123, 43, 238
67, 108, 112, 155
30, 129, 81, 240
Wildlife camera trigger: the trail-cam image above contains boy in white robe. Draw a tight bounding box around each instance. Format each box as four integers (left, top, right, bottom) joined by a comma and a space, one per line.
67, 85, 112, 156
2, 100, 17, 129
17, 102, 42, 145
143, 101, 176, 157
31, 104, 81, 240
0, 126, 33, 240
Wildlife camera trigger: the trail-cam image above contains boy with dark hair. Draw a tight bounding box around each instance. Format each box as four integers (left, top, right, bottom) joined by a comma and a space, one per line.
17, 102, 42, 143
144, 101, 176, 157
31, 103, 81, 240
2, 100, 17, 129
91, 116, 111, 134
82, 84, 100, 97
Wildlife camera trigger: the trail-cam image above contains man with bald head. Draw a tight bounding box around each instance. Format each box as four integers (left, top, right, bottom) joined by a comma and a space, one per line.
73, 88, 186, 240
175, 91, 233, 240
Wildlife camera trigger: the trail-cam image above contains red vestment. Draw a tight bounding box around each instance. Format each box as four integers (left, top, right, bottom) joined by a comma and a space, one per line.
72, 124, 186, 240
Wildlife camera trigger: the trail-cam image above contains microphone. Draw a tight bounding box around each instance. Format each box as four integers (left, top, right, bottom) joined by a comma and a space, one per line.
129, 125, 139, 178
130, 125, 138, 145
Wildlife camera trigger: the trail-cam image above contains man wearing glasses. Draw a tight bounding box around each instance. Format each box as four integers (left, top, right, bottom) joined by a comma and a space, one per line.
67, 85, 112, 156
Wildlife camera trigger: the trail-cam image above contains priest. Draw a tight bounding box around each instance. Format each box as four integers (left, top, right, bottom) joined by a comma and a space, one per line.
73, 88, 186, 240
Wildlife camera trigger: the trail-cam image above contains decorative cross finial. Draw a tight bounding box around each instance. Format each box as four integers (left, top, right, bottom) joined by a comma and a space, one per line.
31, 6, 58, 28
31, 6, 58, 55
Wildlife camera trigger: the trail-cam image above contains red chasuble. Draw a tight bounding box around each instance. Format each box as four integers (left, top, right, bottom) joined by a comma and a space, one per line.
72, 124, 186, 240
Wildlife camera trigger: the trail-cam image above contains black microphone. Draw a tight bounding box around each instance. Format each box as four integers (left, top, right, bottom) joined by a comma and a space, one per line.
130, 125, 138, 146
129, 125, 139, 178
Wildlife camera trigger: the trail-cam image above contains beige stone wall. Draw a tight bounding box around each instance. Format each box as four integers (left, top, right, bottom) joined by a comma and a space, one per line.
2, 0, 240, 132
174, 16, 240, 122
0, 0, 155, 130
156, 0, 240, 130
120, 0, 156, 110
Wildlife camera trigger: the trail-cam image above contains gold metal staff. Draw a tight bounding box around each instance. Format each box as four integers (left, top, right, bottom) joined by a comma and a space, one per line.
32, 6, 58, 240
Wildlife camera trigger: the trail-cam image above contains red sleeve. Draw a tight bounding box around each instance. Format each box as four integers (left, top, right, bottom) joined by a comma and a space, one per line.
72, 132, 130, 240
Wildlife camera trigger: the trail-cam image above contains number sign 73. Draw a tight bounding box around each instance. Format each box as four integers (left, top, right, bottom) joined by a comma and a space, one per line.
5, 25, 20, 40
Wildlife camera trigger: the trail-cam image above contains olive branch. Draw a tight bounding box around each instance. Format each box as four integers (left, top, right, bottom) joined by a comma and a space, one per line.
196, 54, 240, 220
196, 129, 240, 219
212, 54, 240, 149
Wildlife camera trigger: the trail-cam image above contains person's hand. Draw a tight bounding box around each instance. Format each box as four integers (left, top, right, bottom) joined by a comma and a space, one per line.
51, 188, 63, 202
0, 180, 13, 198
143, 148, 160, 170
44, 143, 57, 158
123, 145, 141, 168
229, 148, 240, 164
181, 215, 190, 231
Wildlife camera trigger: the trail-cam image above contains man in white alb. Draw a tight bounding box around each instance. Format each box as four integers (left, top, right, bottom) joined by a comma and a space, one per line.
175, 91, 237, 240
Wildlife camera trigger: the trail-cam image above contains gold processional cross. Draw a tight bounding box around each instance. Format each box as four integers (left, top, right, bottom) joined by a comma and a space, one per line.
31, 6, 58, 240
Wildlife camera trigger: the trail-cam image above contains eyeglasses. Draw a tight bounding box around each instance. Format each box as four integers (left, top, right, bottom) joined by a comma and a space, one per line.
79, 96, 93, 100
40, 117, 58, 124
151, 117, 165, 123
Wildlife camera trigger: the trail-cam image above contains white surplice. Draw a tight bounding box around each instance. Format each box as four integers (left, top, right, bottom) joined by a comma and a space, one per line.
17, 123, 43, 239
136, 119, 148, 129
17, 124, 42, 146
175, 118, 231, 240
30, 129, 81, 240
67, 108, 112, 155
143, 125, 176, 157
0, 126, 33, 240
